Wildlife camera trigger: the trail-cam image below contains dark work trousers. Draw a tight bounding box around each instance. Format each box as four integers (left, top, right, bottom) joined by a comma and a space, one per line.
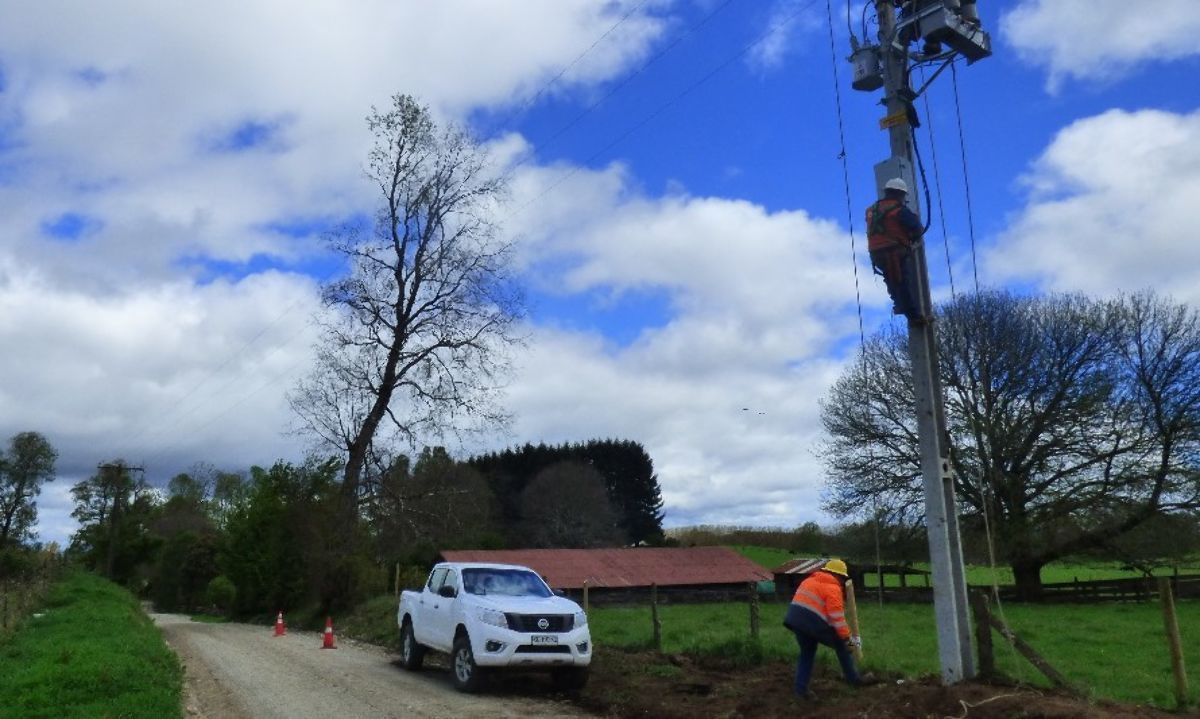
870, 246, 920, 319
783, 602, 860, 695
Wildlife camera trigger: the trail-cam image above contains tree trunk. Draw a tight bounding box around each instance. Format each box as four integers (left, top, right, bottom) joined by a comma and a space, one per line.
1011, 559, 1044, 601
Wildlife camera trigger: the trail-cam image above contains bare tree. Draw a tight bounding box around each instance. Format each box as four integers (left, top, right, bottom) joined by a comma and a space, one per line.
290, 95, 523, 514
820, 290, 1200, 598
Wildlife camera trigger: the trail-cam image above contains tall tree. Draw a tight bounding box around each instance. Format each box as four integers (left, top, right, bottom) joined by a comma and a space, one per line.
0, 432, 57, 547
821, 291, 1200, 598
470, 439, 665, 545
519, 462, 623, 548
289, 94, 522, 517
69, 461, 158, 583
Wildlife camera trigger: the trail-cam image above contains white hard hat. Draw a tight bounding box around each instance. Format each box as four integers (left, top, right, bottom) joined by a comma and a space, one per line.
885, 178, 908, 193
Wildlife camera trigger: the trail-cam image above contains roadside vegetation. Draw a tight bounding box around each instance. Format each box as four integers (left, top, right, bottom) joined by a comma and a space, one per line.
0, 571, 182, 719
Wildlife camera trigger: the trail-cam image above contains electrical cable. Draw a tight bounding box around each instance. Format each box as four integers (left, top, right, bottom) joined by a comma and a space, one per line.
511, 0, 821, 220
951, 60, 981, 294
909, 124, 935, 234
515, 0, 739, 165
826, 0, 868, 358
918, 65, 957, 299
520, 0, 653, 117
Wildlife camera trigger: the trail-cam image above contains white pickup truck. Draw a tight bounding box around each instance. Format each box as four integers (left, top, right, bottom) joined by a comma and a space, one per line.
397, 562, 592, 692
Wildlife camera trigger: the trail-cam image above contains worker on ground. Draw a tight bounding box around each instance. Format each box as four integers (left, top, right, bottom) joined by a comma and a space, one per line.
782, 558, 863, 699
866, 178, 924, 321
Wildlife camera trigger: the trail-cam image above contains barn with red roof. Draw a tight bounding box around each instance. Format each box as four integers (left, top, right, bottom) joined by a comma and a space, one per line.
439, 546, 772, 604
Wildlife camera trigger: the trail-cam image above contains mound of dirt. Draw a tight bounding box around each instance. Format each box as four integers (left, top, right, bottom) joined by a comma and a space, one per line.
576, 647, 1195, 719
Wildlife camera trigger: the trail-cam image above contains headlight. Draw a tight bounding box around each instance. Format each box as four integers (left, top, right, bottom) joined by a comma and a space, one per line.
574, 610, 588, 628
475, 607, 508, 629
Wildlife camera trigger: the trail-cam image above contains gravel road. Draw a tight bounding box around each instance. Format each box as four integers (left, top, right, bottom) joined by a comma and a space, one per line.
152, 613, 592, 719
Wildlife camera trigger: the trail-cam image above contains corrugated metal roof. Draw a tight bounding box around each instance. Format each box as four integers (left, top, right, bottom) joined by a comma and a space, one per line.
771, 557, 827, 576
439, 547, 772, 590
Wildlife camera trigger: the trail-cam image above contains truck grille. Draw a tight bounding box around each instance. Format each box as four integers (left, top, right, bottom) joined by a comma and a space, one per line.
504, 613, 574, 633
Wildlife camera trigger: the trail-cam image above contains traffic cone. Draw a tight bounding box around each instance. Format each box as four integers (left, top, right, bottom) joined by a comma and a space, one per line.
273, 611, 286, 637
321, 616, 337, 649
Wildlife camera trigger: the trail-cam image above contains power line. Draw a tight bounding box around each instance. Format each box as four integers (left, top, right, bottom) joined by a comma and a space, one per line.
951, 61, 981, 295
511, 0, 820, 220
919, 65, 957, 299
523, 0, 654, 114
503, 0, 739, 172
825, 0, 867, 355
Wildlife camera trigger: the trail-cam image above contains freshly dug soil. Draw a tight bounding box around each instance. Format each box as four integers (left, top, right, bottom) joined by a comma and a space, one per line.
574, 647, 1197, 719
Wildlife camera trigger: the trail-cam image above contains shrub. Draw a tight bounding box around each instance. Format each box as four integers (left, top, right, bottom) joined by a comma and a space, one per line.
206, 576, 236, 615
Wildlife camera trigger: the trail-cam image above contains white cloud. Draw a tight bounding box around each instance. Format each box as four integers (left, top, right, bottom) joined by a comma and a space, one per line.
493, 158, 880, 528
0, 1, 671, 287
2, 0, 890, 540
1002, 0, 1200, 91
746, 1, 822, 73
985, 108, 1200, 302
0, 254, 323, 494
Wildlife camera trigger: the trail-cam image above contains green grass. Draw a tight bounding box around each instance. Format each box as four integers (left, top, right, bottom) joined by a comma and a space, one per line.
727, 545, 1200, 588
730, 545, 795, 571
589, 599, 1200, 709
187, 614, 228, 623
0, 571, 182, 719
339, 593, 402, 650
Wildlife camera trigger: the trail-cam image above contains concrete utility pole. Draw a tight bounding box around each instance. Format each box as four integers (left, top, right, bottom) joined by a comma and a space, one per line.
856, 0, 991, 683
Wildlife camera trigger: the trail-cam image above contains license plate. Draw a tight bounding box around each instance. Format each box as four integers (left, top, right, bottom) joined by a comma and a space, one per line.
531, 635, 558, 644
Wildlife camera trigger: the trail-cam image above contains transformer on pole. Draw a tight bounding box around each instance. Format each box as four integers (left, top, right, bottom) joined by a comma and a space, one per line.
849, 0, 991, 684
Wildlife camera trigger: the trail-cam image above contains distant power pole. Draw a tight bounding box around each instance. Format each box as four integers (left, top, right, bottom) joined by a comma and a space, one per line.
849, 0, 991, 684
97, 461, 144, 580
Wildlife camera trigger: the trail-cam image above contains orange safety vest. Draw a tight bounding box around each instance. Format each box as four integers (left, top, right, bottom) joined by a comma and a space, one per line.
866, 197, 913, 253
791, 571, 850, 639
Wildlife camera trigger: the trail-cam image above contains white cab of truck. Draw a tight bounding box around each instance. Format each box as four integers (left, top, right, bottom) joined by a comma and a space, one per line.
397, 562, 591, 692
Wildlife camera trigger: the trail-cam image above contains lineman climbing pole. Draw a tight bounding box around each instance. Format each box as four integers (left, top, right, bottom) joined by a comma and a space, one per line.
849, 0, 991, 683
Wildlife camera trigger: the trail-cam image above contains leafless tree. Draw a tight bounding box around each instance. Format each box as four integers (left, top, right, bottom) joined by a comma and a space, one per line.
290, 95, 523, 515
820, 290, 1200, 598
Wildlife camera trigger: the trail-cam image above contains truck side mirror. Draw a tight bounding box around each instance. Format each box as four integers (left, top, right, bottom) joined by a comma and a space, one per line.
438, 585, 457, 599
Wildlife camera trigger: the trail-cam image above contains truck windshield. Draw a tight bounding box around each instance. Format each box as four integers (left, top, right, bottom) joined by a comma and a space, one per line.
462, 568, 552, 598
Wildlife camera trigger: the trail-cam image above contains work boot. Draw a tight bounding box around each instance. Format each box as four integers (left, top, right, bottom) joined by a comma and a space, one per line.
796, 689, 818, 701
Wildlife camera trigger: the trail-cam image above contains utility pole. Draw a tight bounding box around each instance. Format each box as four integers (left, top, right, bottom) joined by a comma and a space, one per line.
850, 0, 990, 683
97, 461, 144, 580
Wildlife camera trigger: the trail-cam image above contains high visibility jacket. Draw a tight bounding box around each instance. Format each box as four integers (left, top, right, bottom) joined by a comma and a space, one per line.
791, 571, 850, 640
866, 197, 916, 252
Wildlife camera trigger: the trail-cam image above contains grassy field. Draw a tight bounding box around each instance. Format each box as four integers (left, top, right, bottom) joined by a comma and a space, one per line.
588, 598, 1199, 709
0, 571, 182, 719
728, 545, 1200, 587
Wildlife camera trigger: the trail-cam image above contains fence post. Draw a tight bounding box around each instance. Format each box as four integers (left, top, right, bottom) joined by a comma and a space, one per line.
1158, 577, 1189, 709
583, 579, 589, 614
650, 583, 662, 653
969, 590, 995, 678
748, 582, 760, 639
394, 562, 400, 598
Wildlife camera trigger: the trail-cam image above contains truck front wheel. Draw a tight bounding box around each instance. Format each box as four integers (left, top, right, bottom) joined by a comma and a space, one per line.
451, 635, 486, 693
399, 620, 425, 670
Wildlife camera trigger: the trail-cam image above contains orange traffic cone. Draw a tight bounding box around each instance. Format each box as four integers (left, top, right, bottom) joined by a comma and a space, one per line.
321, 616, 337, 649
273, 611, 286, 637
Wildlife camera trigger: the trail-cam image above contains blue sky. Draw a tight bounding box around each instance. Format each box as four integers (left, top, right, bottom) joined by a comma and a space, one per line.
2, 0, 1199, 546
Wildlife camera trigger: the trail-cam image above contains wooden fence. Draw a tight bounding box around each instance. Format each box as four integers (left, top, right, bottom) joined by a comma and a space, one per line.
839, 574, 1200, 604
